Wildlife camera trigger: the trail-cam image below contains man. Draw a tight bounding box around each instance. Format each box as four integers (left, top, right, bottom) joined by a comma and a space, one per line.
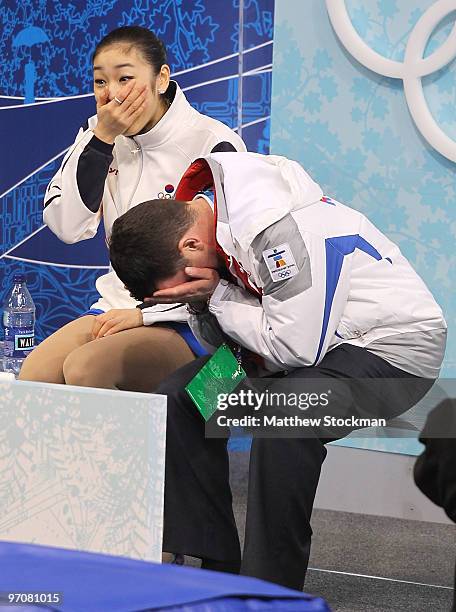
109, 152, 447, 589
414, 398, 456, 612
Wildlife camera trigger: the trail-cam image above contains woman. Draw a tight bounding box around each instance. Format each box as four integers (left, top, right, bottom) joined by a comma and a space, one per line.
19, 25, 245, 390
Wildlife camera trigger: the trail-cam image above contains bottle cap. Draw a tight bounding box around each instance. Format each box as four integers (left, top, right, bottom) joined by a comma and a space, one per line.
13, 274, 25, 283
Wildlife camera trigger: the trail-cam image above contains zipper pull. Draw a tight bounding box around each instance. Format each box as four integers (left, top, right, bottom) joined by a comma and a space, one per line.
130, 138, 141, 155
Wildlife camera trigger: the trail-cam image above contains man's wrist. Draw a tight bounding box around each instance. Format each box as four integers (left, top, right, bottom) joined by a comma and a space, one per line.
187, 300, 209, 315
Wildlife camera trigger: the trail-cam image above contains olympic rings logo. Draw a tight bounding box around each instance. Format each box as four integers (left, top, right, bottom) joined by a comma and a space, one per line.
277, 269, 291, 279
326, 0, 456, 162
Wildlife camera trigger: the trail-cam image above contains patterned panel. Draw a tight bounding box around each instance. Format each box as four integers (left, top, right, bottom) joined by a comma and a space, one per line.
271, 0, 455, 376
240, 0, 274, 141
1, 259, 101, 342
0, 379, 166, 560
0, 1, 274, 342
0, 162, 50, 255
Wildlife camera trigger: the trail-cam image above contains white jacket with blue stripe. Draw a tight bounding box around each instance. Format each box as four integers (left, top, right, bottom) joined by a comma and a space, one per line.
187, 152, 446, 377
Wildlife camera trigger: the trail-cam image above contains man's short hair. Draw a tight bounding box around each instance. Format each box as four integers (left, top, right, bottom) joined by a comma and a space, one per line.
109, 199, 196, 301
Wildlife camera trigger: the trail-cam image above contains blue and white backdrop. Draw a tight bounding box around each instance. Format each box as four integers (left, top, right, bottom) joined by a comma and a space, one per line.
0, 0, 274, 342
271, 0, 455, 376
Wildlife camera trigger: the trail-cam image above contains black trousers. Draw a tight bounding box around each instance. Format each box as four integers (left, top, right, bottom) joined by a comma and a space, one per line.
158, 343, 434, 590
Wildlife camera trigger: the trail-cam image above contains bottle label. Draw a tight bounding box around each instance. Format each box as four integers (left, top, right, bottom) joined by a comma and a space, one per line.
4, 327, 35, 358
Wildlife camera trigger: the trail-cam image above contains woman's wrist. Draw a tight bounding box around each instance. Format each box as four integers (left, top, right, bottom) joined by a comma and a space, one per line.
89, 132, 115, 154
135, 308, 144, 325
93, 126, 116, 145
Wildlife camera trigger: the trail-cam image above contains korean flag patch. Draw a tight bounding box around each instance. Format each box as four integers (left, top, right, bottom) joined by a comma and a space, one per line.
262, 243, 299, 283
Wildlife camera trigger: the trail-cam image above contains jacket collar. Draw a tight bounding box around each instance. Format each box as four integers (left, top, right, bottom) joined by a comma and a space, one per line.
207, 153, 323, 252
174, 158, 263, 297
175, 153, 323, 253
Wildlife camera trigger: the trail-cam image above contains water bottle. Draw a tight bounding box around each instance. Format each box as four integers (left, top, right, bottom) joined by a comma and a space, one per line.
3, 274, 35, 376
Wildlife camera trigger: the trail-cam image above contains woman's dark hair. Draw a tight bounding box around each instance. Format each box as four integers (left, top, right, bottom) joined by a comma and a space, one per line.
109, 199, 196, 302
93, 26, 167, 75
